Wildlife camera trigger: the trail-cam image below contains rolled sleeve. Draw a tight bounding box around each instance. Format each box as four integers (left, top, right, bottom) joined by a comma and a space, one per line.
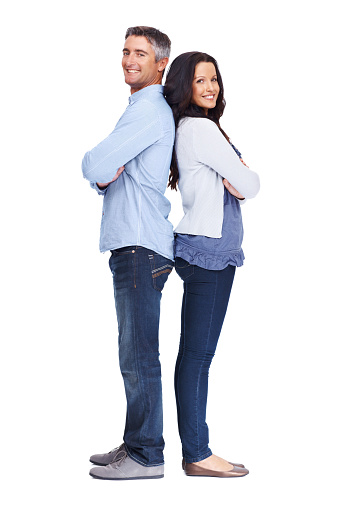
89, 181, 107, 195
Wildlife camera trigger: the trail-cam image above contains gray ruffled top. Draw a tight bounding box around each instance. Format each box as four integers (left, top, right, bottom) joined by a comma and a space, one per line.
175, 188, 245, 270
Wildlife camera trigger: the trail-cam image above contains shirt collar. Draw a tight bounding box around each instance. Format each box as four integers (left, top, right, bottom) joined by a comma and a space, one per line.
128, 84, 164, 104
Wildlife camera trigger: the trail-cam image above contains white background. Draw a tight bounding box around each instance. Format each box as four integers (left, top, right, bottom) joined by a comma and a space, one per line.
1, 0, 338, 507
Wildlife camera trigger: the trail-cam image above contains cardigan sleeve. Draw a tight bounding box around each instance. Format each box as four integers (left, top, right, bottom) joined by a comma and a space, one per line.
193, 118, 260, 199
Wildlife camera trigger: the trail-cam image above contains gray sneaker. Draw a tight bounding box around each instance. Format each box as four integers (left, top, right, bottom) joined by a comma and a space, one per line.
89, 445, 164, 480
90, 444, 125, 466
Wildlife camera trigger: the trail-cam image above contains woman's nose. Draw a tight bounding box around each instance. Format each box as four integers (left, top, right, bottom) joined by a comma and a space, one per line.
206, 81, 214, 91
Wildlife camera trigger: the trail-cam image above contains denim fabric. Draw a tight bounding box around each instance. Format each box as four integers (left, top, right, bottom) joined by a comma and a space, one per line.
82, 85, 175, 260
109, 246, 173, 466
174, 258, 236, 463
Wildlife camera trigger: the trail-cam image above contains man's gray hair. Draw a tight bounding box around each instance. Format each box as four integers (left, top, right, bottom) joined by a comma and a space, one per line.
125, 26, 171, 62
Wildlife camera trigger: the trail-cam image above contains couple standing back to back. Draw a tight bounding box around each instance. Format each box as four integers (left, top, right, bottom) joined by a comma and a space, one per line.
82, 26, 260, 481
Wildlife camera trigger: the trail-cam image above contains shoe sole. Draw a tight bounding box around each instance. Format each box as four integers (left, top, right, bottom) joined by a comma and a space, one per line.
90, 473, 164, 480
185, 472, 249, 478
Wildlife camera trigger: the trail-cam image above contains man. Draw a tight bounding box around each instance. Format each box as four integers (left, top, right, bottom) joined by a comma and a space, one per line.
82, 26, 174, 480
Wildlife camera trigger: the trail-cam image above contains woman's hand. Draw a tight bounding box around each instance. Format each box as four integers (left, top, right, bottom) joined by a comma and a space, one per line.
240, 158, 248, 167
222, 178, 244, 200
97, 166, 125, 189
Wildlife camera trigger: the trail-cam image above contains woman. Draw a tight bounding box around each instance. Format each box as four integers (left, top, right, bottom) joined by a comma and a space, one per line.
164, 52, 260, 478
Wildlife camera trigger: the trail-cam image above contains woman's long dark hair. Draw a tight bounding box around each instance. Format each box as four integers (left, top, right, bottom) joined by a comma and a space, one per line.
164, 52, 230, 189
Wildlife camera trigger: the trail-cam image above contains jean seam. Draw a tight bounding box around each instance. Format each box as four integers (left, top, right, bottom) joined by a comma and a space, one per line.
196, 272, 217, 458
189, 272, 217, 458
184, 451, 212, 463
176, 294, 185, 453
134, 264, 149, 451
123, 256, 147, 454
125, 444, 164, 467
133, 250, 137, 289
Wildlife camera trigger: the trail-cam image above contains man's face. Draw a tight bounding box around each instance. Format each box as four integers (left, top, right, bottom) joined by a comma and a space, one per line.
122, 36, 167, 93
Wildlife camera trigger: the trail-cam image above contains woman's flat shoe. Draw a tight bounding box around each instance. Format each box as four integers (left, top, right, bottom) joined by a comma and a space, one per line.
182, 458, 245, 470
183, 461, 249, 478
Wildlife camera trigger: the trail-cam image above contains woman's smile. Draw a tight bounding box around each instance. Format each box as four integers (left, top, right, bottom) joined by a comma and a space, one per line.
191, 61, 220, 113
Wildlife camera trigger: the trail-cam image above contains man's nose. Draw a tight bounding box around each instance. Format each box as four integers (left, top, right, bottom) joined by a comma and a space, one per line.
125, 54, 136, 67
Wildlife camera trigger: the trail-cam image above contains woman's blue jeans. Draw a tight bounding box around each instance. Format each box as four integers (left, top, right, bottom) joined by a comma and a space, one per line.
174, 257, 236, 463
109, 246, 173, 466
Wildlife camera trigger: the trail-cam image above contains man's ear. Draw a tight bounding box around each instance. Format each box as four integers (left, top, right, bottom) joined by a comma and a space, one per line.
157, 57, 169, 73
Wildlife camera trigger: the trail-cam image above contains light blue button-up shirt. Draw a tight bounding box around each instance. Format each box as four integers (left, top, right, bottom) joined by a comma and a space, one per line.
82, 85, 175, 260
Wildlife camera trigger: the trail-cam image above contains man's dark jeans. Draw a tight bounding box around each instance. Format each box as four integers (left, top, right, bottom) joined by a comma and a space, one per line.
174, 257, 236, 463
109, 246, 173, 466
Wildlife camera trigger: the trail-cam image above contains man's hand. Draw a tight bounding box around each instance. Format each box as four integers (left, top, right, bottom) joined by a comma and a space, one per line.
97, 166, 125, 190
222, 178, 245, 200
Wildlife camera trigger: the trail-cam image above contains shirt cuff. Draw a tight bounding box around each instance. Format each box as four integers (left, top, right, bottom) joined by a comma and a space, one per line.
90, 181, 107, 195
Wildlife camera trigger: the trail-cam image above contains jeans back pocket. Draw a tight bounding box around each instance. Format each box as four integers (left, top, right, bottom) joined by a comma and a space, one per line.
175, 257, 194, 280
148, 254, 174, 292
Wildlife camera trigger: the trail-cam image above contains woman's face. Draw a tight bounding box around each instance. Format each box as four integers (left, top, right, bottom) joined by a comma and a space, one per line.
191, 62, 220, 114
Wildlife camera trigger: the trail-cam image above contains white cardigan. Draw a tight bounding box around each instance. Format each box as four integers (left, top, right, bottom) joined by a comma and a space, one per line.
174, 117, 260, 238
